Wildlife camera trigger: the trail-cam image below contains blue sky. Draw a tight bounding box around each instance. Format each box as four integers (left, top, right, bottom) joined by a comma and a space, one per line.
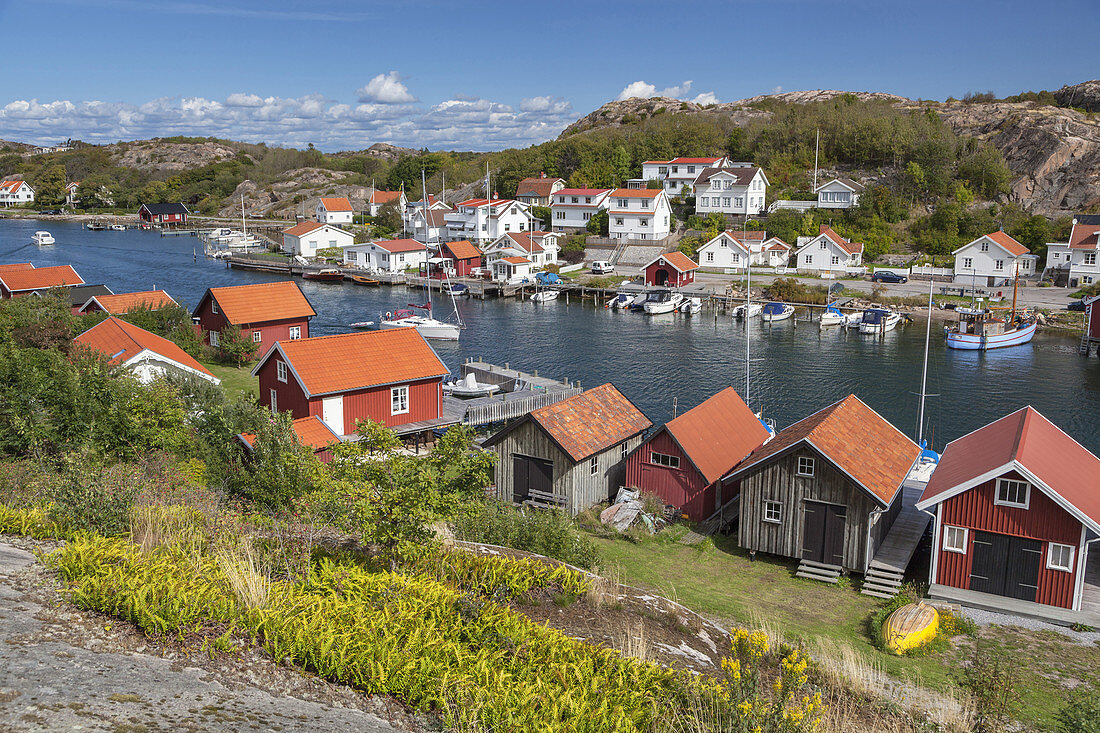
0, 0, 1095, 151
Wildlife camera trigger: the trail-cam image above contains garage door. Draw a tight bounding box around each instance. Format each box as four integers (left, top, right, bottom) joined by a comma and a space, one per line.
969, 531, 1041, 602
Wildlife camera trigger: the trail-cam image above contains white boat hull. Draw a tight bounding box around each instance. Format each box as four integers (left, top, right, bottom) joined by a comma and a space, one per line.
762, 306, 794, 322
378, 317, 460, 341
31, 233, 55, 245
733, 303, 763, 319
946, 322, 1036, 350
859, 314, 901, 334
644, 296, 684, 314
531, 291, 559, 302
820, 312, 845, 327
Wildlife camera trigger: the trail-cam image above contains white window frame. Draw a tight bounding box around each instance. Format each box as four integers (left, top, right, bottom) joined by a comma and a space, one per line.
391, 385, 410, 415
1085, 252, 1097, 266
1047, 542, 1074, 572
962, 257, 972, 269
995, 478, 1030, 509
209, 330, 219, 347
252, 330, 262, 343
288, 325, 301, 339
763, 500, 782, 524
269, 388, 278, 413
621, 442, 628, 460
590, 455, 599, 476
276, 361, 288, 383
942, 525, 967, 554
211, 301, 219, 315
651, 452, 680, 469
796, 456, 815, 477
995, 259, 1004, 271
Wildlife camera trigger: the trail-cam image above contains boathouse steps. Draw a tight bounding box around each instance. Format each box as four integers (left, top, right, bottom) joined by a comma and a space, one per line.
795, 560, 841, 584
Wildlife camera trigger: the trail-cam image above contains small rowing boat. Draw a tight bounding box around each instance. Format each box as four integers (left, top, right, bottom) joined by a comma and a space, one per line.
881, 602, 938, 655
303, 269, 344, 282
350, 275, 380, 286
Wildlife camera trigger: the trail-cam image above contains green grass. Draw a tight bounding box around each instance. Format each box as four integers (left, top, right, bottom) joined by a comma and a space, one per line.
199, 360, 256, 399
589, 531, 1100, 728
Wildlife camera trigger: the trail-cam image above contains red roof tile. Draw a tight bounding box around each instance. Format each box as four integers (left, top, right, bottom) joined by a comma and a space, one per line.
0, 265, 83, 292
502, 232, 544, 253
646, 251, 698, 273
529, 383, 651, 462
515, 176, 564, 199
1069, 219, 1100, 248
0, 180, 29, 193
258, 329, 448, 397
0, 262, 34, 272
284, 221, 325, 237
610, 188, 661, 198
202, 281, 315, 325
553, 188, 611, 197
500, 256, 532, 265
663, 388, 770, 484
816, 225, 863, 256
239, 416, 341, 452
369, 190, 404, 205
374, 238, 426, 253
82, 290, 177, 315
917, 407, 1100, 530
985, 230, 1029, 256
319, 197, 353, 212
74, 317, 214, 378
443, 240, 482, 260
728, 395, 919, 506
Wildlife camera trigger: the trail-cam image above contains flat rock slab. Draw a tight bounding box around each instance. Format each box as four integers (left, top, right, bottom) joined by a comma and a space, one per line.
0, 543, 410, 732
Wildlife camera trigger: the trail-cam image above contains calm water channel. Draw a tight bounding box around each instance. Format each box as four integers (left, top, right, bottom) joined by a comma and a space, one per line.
4, 219, 1099, 453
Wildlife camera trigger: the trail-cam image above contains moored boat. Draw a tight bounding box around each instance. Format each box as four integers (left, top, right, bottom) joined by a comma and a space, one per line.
350, 275, 380, 286
606, 292, 633, 309
761, 302, 794, 322
443, 373, 500, 398
302, 268, 345, 282
732, 302, 763, 319
628, 291, 655, 311
819, 305, 846, 328
443, 282, 469, 295
858, 307, 901, 334
378, 306, 460, 341
945, 307, 1036, 350
31, 230, 55, 245
531, 289, 559, 303
643, 290, 684, 314
680, 297, 702, 315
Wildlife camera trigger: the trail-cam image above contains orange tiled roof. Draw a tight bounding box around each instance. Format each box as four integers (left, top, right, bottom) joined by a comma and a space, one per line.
528, 383, 651, 462
649, 251, 698, 272
82, 290, 177, 315
816, 225, 863, 256
500, 256, 531, 265
284, 221, 325, 237
728, 394, 919, 506
374, 238, 426, 253
319, 197, 353, 212
610, 188, 661, 198
202, 281, 315, 325
74, 317, 215, 378
239, 416, 340, 452
516, 176, 564, 199
370, 190, 404, 205
260, 329, 448, 397
985, 230, 1029, 257
503, 232, 544, 253
1069, 218, 1100, 248
0, 262, 34, 272
0, 265, 83, 292
0, 180, 28, 193
443, 240, 482, 260
663, 388, 771, 484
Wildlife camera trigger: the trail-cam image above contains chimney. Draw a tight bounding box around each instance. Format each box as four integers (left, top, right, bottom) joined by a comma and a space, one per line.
539, 171, 546, 178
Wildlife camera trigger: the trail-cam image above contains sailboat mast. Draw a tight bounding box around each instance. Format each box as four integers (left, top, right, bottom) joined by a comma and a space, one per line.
812, 129, 820, 192
745, 258, 751, 407
917, 258, 934, 445
1011, 260, 1019, 323
241, 194, 246, 237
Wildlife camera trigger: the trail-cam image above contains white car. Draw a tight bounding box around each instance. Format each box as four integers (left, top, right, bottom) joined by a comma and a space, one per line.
591, 260, 614, 274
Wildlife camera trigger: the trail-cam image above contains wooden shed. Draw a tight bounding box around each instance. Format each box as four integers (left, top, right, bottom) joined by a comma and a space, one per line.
1083, 293, 1100, 356
482, 383, 652, 515
723, 395, 920, 575
641, 251, 698, 287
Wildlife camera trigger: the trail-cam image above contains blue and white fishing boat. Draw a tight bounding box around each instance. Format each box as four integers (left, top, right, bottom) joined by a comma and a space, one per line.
945, 307, 1036, 350
606, 292, 633, 309
761, 302, 794, 322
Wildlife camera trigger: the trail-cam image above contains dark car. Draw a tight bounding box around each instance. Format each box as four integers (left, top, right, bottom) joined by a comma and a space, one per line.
871, 271, 908, 284
1068, 299, 1087, 312
39, 209, 62, 215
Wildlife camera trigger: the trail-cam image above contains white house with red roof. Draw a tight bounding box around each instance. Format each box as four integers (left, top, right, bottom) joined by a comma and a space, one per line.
952, 231, 1035, 286
404, 198, 451, 241
0, 180, 34, 206
65, 181, 80, 206
697, 231, 752, 269
316, 197, 354, 225
443, 198, 534, 244
491, 256, 535, 283
340, 238, 427, 273
1043, 215, 1100, 288
795, 225, 864, 275
549, 188, 613, 232
281, 221, 354, 257
694, 165, 769, 217
641, 157, 730, 197
608, 189, 672, 242
74, 317, 219, 385
368, 190, 407, 217
916, 407, 1100, 624
515, 173, 566, 207
483, 231, 562, 268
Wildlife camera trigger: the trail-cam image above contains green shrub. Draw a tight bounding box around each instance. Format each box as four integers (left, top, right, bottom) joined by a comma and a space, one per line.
956, 648, 1021, 733
451, 502, 601, 569
764, 277, 829, 305
1057, 686, 1100, 733
47, 457, 140, 536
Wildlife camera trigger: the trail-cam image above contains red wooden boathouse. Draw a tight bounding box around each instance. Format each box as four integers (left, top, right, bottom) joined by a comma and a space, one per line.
916, 407, 1100, 623
193, 281, 315, 359
623, 387, 770, 521
642, 251, 697, 287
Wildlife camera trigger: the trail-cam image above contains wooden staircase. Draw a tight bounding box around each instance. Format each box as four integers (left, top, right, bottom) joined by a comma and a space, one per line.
861, 562, 905, 599
795, 559, 842, 584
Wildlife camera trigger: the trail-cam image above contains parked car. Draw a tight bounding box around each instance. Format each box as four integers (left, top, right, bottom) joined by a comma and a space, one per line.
1068, 299, 1087, 312
871, 271, 908, 283
591, 260, 614, 274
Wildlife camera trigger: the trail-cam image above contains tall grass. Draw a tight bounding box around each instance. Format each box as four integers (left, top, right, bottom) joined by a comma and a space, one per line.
450, 501, 600, 569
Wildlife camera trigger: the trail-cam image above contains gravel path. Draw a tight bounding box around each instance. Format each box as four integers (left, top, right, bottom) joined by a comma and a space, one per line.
0, 540, 434, 732
959, 603, 1100, 646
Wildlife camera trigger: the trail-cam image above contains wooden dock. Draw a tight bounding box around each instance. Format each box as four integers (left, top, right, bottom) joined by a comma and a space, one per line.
862, 486, 932, 599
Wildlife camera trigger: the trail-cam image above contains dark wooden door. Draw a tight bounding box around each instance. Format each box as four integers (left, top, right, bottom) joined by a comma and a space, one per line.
802, 501, 846, 566
512, 455, 553, 503
969, 531, 1041, 601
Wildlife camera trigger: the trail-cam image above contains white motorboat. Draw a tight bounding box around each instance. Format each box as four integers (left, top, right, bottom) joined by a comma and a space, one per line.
843, 312, 863, 329
680, 297, 703, 315
732, 302, 762, 319
378, 307, 460, 340
531, 289, 559, 303
858, 307, 902, 334
443, 373, 500, 398
108, 224, 126, 231
31, 230, 55, 245
819, 305, 846, 328
643, 290, 684, 314
761, 302, 795, 322
606, 292, 634, 309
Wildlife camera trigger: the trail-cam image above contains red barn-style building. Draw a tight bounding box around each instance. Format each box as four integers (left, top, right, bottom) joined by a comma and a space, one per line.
193, 281, 315, 359
624, 387, 771, 521
917, 407, 1100, 624
251, 328, 449, 437
238, 416, 342, 463
441, 240, 483, 277
642, 251, 698, 287
1083, 293, 1100, 356
138, 203, 189, 226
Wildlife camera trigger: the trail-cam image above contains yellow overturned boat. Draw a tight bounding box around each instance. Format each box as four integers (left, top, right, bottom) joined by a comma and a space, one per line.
881, 602, 938, 655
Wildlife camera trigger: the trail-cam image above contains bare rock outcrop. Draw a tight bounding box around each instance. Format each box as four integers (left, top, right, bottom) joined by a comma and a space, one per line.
1054, 80, 1100, 113
113, 140, 239, 173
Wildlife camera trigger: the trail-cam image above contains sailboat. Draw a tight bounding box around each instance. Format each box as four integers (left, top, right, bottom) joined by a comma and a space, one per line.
907, 266, 940, 487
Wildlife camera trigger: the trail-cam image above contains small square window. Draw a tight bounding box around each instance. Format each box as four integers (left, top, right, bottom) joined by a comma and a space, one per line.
252, 330, 262, 343
995, 478, 1029, 509
1047, 543, 1074, 572
288, 326, 301, 339
763, 501, 782, 524
797, 457, 815, 477
942, 525, 967, 553
590, 456, 599, 476
276, 361, 288, 383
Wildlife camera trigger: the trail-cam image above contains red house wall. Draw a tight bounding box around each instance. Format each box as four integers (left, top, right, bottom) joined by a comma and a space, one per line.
934, 472, 1083, 609
194, 297, 309, 359
257, 356, 311, 418
643, 263, 695, 288
624, 430, 711, 520
453, 256, 481, 277
1089, 303, 1100, 339
305, 377, 442, 434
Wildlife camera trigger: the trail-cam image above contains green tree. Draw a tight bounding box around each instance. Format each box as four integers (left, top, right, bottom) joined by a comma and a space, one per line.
221, 410, 326, 510
374, 201, 403, 234
530, 206, 552, 230
587, 210, 609, 237
214, 325, 258, 367
1056, 686, 1100, 733
76, 172, 115, 209
34, 164, 67, 206
958, 145, 1012, 199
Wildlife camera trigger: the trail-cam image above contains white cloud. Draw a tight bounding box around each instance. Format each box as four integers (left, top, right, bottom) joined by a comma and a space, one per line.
692, 92, 719, 106
0, 87, 580, 152
616, 80, 718, 105
356, 71, 418, 104
772, 85, 784, 94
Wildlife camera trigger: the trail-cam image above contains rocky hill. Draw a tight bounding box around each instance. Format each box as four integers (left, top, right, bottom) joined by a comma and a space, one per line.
1054, 80, 1100, 113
